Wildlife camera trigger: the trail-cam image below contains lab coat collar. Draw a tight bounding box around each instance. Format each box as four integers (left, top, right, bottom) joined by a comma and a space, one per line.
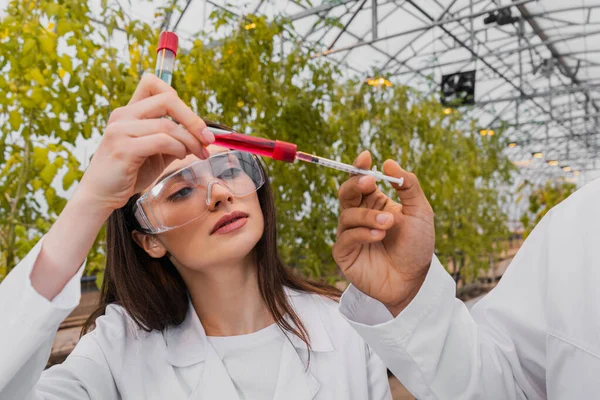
164, 287, 335, 367
164, 302, 209, 367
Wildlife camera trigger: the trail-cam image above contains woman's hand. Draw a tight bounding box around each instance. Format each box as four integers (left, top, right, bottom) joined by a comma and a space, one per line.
333, 151, 435, 316
76, 73, 215, 213
29, 74, 214, 301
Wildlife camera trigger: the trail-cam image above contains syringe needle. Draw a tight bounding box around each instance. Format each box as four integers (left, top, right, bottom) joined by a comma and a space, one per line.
295, 152, 404, 186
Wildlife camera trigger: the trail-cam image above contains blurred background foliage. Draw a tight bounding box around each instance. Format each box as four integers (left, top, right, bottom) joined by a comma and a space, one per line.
0, 0, 528, 284
518, 178, 577, 238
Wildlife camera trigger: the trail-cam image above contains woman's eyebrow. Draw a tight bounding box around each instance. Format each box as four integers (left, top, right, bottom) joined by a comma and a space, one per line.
156, 168, 183, 185
155, 151, 231, 183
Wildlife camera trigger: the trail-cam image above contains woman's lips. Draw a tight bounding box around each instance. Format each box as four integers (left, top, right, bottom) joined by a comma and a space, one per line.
211, 216, 248, 235
210, 211, 250, 235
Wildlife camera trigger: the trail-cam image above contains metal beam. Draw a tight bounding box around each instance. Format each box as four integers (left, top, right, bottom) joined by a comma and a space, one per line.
308, 4, 433, 83
327, 0, 368, 50
510, 131, 600, 143
290, 0, 358, 21
389, 29, 600, 75
515, 3, 600, 114
496, 113, 600, 128
393, 55, 600, 79
518, 152, 600, 162
290, 0, 598, 163
372, 0, 378, 39
305, 2, 355, 46
479, 29, 600, 62
395, 28, 536, 61
379, 0, 460, 71
338, 0, 408, 66
313, 0, 537, 57
403, 0, 573, 140
172, 0, 193, 32
476, 85, 600, 106
451, 18, 591, 148
523, 4, 600, 20
252, 0, 266, 14
389, 29, 537, 64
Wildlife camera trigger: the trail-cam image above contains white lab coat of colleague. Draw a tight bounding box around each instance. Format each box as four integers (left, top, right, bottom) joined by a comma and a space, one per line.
0, 240, 391, 400
340, 177, 600, 399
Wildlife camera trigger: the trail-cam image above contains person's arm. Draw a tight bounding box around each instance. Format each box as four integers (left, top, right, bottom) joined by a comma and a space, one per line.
340, 213, 551, 400
333, 151, 548, 399
29, 187, 113, 301
30, 74, 212, 302
0, 237, 119, 399
0, 74, 213, 398
0, 244, 120, 400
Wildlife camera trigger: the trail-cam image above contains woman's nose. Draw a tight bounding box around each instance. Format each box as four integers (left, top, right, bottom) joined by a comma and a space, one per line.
206, 180, 234, 210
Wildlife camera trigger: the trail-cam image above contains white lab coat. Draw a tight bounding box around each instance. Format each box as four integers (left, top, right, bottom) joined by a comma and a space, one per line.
339, 177, 600, 399
0, 240, 391, 400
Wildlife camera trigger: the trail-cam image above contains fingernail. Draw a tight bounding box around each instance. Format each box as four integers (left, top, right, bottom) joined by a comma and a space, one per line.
370, 229, 383, 236
201, 127, 215, 144
200, 146, 210, 159
376, 213, 392, 225
358, 175, 369, 184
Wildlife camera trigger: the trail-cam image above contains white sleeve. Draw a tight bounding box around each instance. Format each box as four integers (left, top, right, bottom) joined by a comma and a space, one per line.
339, 214, 551, 400
0, 238, 92, 399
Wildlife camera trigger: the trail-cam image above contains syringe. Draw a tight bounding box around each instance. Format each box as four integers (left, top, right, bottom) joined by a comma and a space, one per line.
151, 35, 402, 186
207, 127, 404, 186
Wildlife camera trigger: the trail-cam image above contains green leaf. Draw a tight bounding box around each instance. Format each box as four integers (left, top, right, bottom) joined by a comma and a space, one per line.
56, 19, 72, 36
9, 110, 22, 130
46, 3, 61, 16
62, 168, 77, 190
31, 179, 43, 191
39, 35, 55, 54
15, 224, 25, 237
33, 147, 49, 170
23, 37, 36, 53
29, 68, 46, 85
82, 124, 92, 139
44, 187, 56, 207
31, 87, 44, 104
60, 55, 73, 73
39, 163, 58, 185
54, 156, 64, 169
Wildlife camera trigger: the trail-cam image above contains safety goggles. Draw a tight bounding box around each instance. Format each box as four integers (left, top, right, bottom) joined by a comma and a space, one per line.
134, 151, 265, 233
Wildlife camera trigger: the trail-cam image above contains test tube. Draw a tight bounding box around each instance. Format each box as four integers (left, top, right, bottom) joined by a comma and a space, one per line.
155, 32, 178, 85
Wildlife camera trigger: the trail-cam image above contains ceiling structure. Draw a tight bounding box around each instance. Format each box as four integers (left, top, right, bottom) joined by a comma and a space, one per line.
126, 0, 600, 184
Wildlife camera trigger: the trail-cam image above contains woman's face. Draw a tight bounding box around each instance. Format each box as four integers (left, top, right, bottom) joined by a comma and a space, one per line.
135, 145, 265, 271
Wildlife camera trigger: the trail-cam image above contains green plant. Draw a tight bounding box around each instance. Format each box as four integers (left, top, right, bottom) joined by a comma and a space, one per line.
0, 4, 514, 285
518, 178, 577, 237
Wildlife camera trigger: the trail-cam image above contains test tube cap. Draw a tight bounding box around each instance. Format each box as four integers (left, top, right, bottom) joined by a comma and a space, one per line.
157, 32, 178, 56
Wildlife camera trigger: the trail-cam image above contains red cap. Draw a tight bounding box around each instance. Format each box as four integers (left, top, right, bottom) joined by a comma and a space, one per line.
157, 31, 178, 56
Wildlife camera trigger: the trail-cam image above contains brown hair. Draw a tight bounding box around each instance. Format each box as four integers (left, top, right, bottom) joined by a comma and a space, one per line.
82, 123, 340, 354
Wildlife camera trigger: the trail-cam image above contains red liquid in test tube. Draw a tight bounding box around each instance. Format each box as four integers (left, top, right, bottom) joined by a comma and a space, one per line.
212, 131, 297, 163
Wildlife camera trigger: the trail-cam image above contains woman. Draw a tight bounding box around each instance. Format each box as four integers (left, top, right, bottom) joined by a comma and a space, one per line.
0, 73, 409, 399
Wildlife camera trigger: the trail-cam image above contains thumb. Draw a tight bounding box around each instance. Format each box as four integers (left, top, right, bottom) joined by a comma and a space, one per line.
382, 160, 431, 213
